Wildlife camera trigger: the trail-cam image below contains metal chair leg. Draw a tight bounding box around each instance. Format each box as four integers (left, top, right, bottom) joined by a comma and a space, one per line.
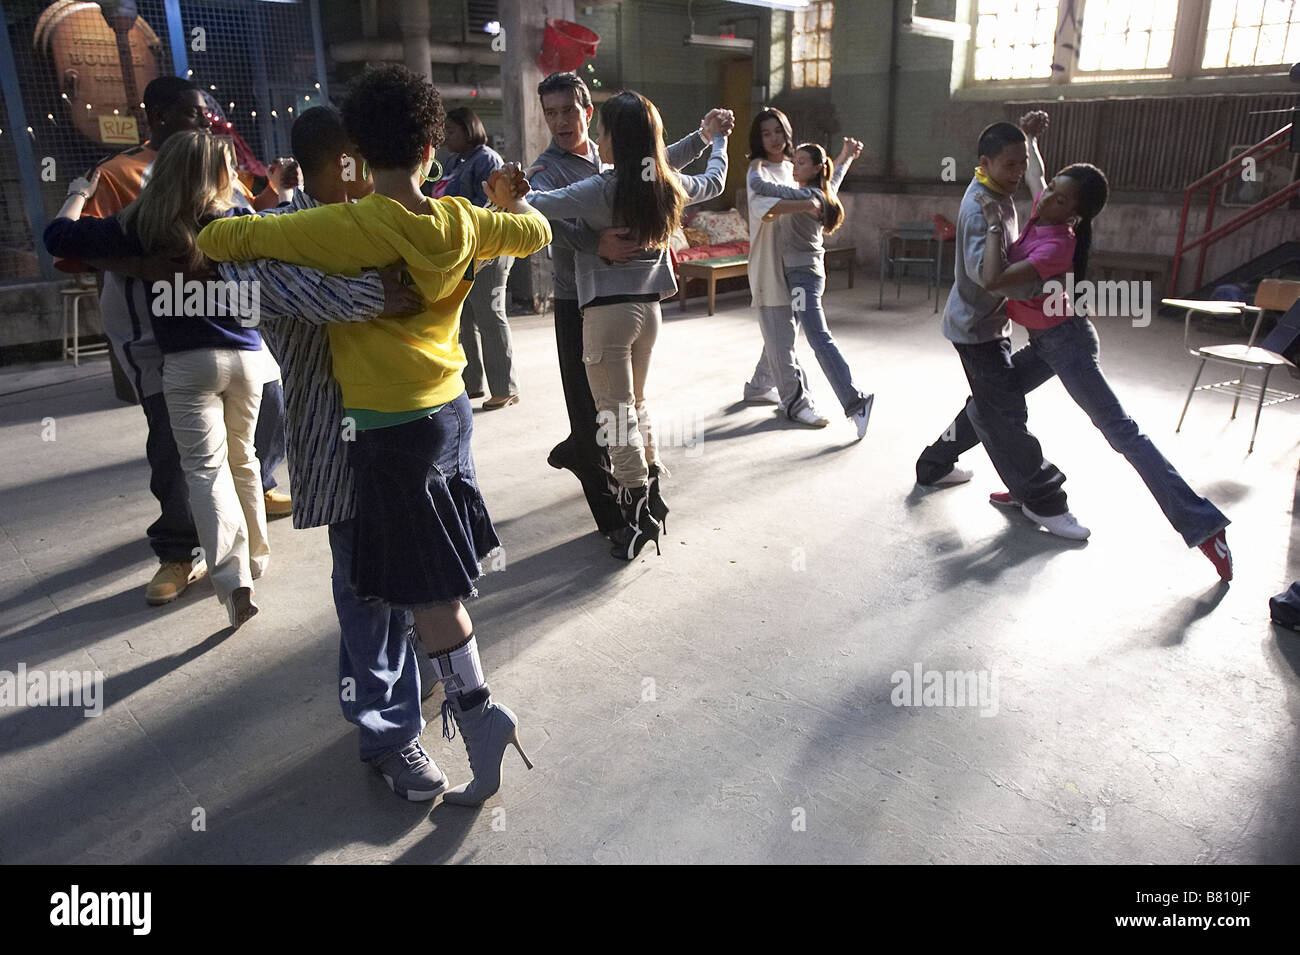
1176, 358, 1207, 433
72, 294, 81, 367
1248, 366, 1272, 453
1230, 376, 1243, 419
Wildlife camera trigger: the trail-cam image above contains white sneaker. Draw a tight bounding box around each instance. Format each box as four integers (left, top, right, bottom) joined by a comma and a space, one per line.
791, 404, 830, 428
744, 386, 780, 405
930, 466, 973, 486
1021, 505, 1091, 540
852, 394, 874, 440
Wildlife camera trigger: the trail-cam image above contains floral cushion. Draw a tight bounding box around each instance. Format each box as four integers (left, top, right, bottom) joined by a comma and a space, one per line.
684, 209, 748, 245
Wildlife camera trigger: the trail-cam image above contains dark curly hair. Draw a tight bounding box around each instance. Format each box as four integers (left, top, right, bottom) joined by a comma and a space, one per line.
341, 64, 445, 170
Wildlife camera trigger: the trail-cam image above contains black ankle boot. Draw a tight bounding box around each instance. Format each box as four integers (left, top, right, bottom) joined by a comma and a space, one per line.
610, 485, 660, 560
647, 464, 669, 533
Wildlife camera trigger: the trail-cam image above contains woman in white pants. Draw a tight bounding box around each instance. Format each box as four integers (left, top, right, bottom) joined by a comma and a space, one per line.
47, 132, 271, 627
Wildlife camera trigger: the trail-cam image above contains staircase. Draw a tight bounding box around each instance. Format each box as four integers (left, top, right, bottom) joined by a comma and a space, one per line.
1170, 123, 1300, 298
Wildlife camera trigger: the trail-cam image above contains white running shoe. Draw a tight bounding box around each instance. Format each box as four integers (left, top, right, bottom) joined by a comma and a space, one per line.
1021, 505, 1091, 540
930, 466, 974, 487
743, 386, 780, 405
852, 394, 874, 440
791, 404, 830, 428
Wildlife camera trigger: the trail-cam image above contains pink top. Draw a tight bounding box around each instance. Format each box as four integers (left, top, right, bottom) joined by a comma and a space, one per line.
1005, 194, 1076, 330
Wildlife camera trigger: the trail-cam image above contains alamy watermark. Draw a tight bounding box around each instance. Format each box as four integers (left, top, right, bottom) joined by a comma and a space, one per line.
597, 404, 703, 457
152, 273, 262, 328
0, 664, 103, 717
1042, 273, 1152, 328
890, 663, 998, 717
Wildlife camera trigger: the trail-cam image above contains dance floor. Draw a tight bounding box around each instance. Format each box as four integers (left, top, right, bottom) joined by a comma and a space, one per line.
2, 277, 1298, 864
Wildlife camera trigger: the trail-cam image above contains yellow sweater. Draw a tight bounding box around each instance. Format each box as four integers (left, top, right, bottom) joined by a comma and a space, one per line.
197, 194, 551, 412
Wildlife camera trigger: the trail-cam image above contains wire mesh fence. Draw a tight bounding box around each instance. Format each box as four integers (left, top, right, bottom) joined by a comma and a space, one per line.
1, 0, 325, 285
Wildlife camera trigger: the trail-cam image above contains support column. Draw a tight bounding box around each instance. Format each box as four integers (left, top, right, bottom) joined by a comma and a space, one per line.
499, 0, 574, 311
400, 0, 433, 84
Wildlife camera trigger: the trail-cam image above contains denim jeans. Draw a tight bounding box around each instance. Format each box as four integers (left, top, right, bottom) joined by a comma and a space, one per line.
1027, 316, 1228, 546
256, 379, 288, 493
786, 267, 869, 416
954, 338, 1069, 516
329, 519, 425, 761
916, 342, 1056, 485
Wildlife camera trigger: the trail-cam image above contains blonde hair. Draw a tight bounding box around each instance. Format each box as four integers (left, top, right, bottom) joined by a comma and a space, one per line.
119, 130, 237, 270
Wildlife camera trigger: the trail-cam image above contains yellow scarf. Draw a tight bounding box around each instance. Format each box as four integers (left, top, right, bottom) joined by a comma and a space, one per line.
974, 166, 1010, 196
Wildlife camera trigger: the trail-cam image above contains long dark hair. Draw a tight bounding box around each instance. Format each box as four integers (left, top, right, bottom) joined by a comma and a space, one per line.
796, 143, 844, 234
600, 90, 686, 248
748, 107, 794, 162
1058, 163, 1109, 282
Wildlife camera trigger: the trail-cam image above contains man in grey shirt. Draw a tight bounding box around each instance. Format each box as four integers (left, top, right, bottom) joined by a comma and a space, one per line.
529, 71, 712, 535
914, 121, 1088, 540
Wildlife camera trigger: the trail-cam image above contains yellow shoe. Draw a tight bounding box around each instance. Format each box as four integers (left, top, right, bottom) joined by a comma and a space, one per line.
146, 559, 206, 606
263, 489, 292, 518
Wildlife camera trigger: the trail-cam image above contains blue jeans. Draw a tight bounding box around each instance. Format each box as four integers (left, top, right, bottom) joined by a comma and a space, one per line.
329, 518, 425, 761
1028, 316, 1228, 546
255, 379, 287, 492
787, 267, 869, 416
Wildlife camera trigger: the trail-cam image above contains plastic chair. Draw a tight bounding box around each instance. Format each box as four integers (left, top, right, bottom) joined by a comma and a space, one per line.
1164, 278, 1300, 452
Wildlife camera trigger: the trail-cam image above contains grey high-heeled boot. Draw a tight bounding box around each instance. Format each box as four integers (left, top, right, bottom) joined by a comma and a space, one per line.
440, 688, 533, 806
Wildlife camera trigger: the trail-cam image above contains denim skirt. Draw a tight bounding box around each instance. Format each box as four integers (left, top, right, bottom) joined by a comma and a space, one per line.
347, 391, 500, 605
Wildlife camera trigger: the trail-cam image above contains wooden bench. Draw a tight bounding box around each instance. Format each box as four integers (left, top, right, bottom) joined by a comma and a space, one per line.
1089, 251, 1173, 298
677, 247, 857, 315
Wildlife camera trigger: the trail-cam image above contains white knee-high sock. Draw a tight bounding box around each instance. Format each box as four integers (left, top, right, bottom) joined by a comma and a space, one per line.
429, 635, 485, 697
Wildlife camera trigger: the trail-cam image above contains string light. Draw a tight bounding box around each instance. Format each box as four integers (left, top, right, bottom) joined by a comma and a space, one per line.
286, 106, 294, 114
209, 84, 217, 91
270, 110, 278, 118
314, 82, 320, 89
85, 103, 92, 110
228, 102, 235, 110
112, 108, 119, 115
251, 110, 257, 118
186, 69, 193, 77
26, 126, 35, 139
304, 95, 310, 102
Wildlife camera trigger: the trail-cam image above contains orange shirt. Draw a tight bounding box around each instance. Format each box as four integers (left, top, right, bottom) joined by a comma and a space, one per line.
83, 144, 156, 219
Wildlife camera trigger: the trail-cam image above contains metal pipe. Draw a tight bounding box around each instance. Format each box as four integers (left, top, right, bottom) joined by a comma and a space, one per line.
400, 0, 433, 83
330, 40, 500, 66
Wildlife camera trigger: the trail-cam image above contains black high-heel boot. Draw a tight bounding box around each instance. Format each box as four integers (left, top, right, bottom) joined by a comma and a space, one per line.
647, 464, 669, 533
610, 485, 660, 560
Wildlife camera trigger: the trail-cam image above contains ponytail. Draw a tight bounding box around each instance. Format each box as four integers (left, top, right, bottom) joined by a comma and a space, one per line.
1057, 162, 1108, 284
797, 143, 844, 234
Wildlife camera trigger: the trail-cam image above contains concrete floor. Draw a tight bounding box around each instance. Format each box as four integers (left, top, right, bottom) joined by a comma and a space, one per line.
2, 277, 1299, 864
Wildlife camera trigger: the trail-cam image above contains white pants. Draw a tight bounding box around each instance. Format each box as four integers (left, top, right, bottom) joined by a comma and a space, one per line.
162, 348, 270, 605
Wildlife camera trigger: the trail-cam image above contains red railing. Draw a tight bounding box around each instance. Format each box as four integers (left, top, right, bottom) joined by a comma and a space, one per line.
1171, 123, 1300, 294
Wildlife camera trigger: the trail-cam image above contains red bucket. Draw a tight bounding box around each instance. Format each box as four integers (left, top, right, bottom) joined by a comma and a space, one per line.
537, 18, 600, 74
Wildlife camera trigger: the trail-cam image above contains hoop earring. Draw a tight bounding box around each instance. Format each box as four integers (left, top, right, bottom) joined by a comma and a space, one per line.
421, 157, 442, 184
361, 159, 370, 182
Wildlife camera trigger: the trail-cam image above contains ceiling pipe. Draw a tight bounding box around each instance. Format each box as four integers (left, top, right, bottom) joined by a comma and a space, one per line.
330, 39, 501, 66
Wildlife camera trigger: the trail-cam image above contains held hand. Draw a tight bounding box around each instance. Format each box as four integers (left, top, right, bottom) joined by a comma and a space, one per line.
68, 168, 100, 198
483, 168, 518, 207
809, 191, 824, 215
837, 136, 864, 164
701, 108, 735, 139
379, 267, 423, 316
598, 228, 643, 264
1018, 109, 1049, 138
267, 158, 302, 191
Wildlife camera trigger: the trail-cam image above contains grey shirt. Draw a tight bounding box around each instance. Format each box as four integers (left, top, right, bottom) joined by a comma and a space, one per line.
526, 135, 728, 308
942, 177, 1020, 345
529, 130, 711, 300
746, 161, 849, 275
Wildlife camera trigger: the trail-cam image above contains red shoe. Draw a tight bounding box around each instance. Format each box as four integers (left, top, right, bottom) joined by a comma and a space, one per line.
1198, 530, 1233, 582
989, 491, 1021, 508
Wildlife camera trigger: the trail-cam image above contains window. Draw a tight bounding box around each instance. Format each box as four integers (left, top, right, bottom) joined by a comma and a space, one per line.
972, 1, 1060, 81
1077, 0, 1179, 72
792, 1, 833, 89
1202, 0, 1300, 69
967, 0, 1300, 88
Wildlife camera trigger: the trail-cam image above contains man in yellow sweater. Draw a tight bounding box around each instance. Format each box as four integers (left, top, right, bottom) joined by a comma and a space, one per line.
198, 65, 550, 806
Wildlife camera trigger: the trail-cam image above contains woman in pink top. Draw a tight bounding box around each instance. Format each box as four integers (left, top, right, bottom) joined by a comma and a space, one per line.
976, 163, 1233, 581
